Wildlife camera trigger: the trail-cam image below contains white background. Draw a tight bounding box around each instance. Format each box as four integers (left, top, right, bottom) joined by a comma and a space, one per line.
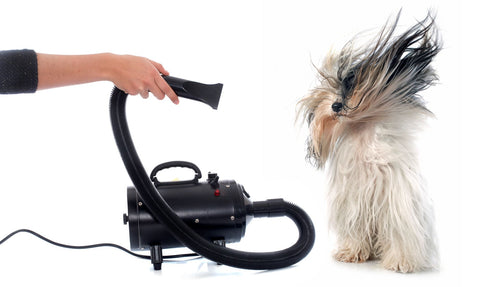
0, 0, 475, 286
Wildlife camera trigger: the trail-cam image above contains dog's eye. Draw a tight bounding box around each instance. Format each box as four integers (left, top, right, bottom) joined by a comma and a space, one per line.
341, 67, 358, 100
331, 102, 343, 113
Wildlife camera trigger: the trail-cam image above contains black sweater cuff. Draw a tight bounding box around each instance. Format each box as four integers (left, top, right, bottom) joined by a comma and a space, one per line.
0, 49, 38, 94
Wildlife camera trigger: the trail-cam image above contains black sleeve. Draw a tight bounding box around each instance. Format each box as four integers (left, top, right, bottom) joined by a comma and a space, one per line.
0, 49, 38, 94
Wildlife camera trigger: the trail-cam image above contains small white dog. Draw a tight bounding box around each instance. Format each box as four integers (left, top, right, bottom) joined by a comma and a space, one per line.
297, 12, 440, 273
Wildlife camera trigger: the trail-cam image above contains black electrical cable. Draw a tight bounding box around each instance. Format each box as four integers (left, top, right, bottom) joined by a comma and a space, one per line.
0, 229, 199, 261
109, 87, 315, 270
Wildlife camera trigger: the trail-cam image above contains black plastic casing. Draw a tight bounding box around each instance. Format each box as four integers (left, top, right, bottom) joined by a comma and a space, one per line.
126, 180, 252, 250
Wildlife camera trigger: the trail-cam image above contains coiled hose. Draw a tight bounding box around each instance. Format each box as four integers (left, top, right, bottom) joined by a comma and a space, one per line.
109, 87, 315, 270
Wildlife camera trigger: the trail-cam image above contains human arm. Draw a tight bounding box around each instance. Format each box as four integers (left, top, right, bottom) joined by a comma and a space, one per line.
37, 53, 178, 104
0, 50, 178, 104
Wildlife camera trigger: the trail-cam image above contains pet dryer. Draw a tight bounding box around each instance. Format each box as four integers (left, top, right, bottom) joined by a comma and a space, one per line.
111, 76, 315, 270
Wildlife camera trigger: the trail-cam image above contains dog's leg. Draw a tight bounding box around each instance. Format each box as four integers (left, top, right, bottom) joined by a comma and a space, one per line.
329, 177, 374, 263
375, 163, 437, 273
328, 144, 379, 264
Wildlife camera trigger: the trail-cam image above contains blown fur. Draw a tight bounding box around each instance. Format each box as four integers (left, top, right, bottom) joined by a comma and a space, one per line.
298, 12, 440, 273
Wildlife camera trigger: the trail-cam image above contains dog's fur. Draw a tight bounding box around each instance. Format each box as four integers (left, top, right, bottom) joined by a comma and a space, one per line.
297, 12, 440, 273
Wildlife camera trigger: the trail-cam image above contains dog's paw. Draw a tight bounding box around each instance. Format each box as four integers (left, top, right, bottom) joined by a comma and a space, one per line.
382, 260, 415, 273
334, 248, 370, 263
381, 254, 419, 273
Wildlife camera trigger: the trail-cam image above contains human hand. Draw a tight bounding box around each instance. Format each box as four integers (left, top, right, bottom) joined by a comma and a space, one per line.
107, 54, 179, 104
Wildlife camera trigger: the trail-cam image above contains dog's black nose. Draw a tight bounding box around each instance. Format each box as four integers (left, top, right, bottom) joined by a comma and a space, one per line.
331, 102, 343, 113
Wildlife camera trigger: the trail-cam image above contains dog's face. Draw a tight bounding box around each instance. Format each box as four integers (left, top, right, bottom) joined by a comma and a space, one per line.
298, 13, 440, 168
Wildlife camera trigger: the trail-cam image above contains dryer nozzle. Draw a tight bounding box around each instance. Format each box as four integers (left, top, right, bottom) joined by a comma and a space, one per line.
163, 75, 222, 109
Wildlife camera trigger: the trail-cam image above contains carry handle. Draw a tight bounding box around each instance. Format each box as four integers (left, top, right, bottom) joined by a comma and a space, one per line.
150, 161, 202, 186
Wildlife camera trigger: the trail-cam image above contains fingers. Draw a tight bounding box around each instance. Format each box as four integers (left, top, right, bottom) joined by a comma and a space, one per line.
120, 85, 149, 98
154, 73, 179, 104
132, 74, 178, 104
139, 89, 149, 99
114, 55, 178, 104
150, 60, 170, 76
146, 81, 164, 101
149, 60, 178, 104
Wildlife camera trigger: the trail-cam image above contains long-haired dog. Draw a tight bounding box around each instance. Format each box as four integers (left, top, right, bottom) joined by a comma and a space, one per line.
297, 12, 440, 273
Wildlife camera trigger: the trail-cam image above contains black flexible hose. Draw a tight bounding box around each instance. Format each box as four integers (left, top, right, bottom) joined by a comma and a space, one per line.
109, 87, 315, 270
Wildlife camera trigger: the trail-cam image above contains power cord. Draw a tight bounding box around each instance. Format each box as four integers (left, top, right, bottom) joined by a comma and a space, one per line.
0, 229, 199, 262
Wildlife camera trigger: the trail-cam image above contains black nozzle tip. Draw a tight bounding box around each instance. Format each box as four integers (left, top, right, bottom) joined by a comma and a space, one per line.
162, 75, 222, 110
185, 81, 222, 110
